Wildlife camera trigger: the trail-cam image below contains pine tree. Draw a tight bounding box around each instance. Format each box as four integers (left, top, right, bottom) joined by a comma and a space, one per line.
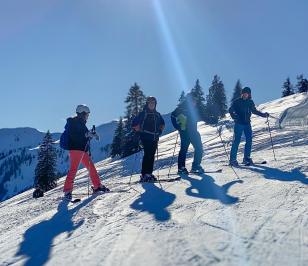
124, 82, 146, 131
111, 117, 125, 158
282, 77, 294, 97
191, 79, 206, 106
296, 74, 308, 93
190, 79, 207, 119
205, 75, 228, 124
122, 83, 146, 157
34, 131, 57, 192
231, 80, 242, 103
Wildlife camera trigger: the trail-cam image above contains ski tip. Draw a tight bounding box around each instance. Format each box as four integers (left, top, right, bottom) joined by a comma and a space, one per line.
71, 198, 81, 203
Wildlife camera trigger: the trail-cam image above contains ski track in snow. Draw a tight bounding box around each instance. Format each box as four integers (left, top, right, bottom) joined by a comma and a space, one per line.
0, 93, 308, 266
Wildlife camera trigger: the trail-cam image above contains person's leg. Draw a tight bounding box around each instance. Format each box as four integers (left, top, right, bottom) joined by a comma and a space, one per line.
190, 131, 203, 169
149, 140, 158, 174
243, 124, 253, 160
141, 139, 153, 175
230, 124, 244, 162
178, 132, 190, 169
81, 152, 102, 189
63, 150, 83, 192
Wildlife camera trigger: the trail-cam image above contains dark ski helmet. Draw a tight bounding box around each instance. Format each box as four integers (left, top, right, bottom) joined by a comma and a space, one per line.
146, 96, 157, 105
242, 87, 251, 94
76, 104, 90, 114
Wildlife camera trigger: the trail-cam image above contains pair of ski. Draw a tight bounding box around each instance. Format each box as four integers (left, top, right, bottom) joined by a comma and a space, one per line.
226, 160, 267, 167
128, 168, 223, 185
68, 188, 130, 203
68, 168, 225, 202
68, 191, 112, 204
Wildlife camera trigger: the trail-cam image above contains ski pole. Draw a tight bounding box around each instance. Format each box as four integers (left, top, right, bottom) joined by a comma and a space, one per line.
87, 146, 90, 198
129, 150, 139, 185
156, 144, 162, 189
128, 147, 143, 194
269, 114, 279, 120
216, 125, 230, 161
87, 125, 96, 198
167, 132, 179, 178
266, 117, 277, 161
216, 125, 241, 180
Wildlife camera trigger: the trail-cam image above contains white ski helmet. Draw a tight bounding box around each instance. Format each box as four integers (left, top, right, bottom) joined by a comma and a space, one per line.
76, 104, 90, 114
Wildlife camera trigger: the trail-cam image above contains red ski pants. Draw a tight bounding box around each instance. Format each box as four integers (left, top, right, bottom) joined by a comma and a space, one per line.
63, 150, 101, 192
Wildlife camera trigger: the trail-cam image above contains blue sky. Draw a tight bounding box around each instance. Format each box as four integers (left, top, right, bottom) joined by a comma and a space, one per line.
1, 0, 307, 132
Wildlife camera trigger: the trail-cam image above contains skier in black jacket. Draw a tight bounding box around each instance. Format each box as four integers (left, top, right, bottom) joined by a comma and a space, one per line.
229, 87, 269, 166
171, 93, 204, 174
132, 97, 165, 182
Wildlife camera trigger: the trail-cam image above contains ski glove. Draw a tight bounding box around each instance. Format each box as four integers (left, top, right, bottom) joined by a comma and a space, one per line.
86, 131, 100, 141
133, 125, 141, 132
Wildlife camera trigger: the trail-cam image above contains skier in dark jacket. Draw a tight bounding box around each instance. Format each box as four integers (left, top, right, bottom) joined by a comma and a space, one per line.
171, 93, 204, 174
229, 87, 269, 166
132, 96, 165, 182
62, 104, 109, 201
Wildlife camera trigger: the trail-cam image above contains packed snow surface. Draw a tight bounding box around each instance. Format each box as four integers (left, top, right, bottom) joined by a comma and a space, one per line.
0, 94, 307, 266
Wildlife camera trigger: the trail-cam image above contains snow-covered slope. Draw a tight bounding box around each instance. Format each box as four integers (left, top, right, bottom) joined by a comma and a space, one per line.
0, 115, 173, 201
0, 94, 307, 266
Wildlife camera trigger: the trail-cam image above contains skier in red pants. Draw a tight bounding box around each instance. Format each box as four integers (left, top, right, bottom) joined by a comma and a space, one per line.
62, 104, 109, 201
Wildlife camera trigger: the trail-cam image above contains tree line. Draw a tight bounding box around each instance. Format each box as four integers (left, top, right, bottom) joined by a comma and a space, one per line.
111, 75, 232, 158
32, 73, 307, 195
282, 74, 308, 97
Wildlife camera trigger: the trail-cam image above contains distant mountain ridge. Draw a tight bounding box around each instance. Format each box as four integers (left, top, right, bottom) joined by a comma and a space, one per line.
0, 113, 174, 201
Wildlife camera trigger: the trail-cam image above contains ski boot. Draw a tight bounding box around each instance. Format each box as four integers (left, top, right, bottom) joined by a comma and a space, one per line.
33, 188, 44, 199
140, 174, 157, 182
92, 185, 110, 193
242, 158, 253, 166
150, 174, 158, 181
229, 160, 239, 167
64, 191, 72, 201
178, 167, 189, 175
191, 165, 205, 174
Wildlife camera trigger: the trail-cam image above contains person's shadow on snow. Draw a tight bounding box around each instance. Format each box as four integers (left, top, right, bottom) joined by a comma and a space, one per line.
182, 174, 243, 205
243, 165, 308, 184
15, 196, 94, 266
130, 183, 176, 222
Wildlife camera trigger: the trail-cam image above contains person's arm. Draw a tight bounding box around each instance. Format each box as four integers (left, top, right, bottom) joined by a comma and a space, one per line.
251, 100, 269, 118
132, 113, 141, 132
229, 101, 239, 120
171, 109, 180, 130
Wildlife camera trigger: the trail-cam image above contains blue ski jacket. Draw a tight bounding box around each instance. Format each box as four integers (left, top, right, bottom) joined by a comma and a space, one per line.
229, 98, 267, 125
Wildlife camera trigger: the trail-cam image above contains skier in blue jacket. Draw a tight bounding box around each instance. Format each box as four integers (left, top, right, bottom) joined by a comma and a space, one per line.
171, 93, 204, 174
229, 87, 269, 166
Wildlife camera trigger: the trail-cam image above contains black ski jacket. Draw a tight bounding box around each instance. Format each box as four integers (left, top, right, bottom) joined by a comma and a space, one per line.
132, 107, 165, 141
229, 98, 267, 125
65, 116, 90, 151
